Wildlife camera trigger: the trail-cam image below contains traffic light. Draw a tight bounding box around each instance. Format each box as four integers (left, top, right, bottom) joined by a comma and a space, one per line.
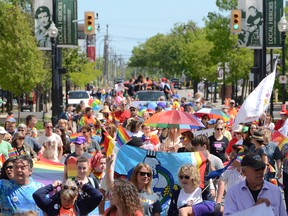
230, 10, 242, 33
84, 11, 95, 35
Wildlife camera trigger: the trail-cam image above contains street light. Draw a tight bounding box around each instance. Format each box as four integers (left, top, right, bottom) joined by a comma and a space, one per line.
278, 15, 288, 108
48, 22, 60, 126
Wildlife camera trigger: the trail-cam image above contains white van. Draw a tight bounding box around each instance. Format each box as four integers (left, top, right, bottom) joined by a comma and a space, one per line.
67, 90, 91, 108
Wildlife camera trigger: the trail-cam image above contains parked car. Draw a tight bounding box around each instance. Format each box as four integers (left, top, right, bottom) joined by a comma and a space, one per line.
67, 90, 91, 108
170, 78, 182, 89
131, 90, 166, 108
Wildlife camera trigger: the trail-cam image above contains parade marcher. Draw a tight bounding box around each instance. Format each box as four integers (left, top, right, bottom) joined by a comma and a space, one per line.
227, 99, 238, 119
90, 151, 107, 214
38, 121, 63, 162
216, 145, 247, 204
209, 124, 229, 163
104, 179, 144, 216
78, 107, 96, 129
249, 130, 268, 165
81, 124, 101, 153
54, 125, 71, 155
0, 157, 14, 180
25, 115, 38, 138
17, 124, 41, 154
0, 126, 13, 159
113, 100, 131, 124
160, 128, 182, 152
168, 164, 203, 216
263, 114, 275, 130
63, 136, 92, 180
225, 124, 243, 160
11, 132, 38, 161
224, 153, 286, 216
0, 155, 44, 215
6, 117, 17, 136
33, 178, 102, 216
177, 130, 194, 152
275, 110, 288, 130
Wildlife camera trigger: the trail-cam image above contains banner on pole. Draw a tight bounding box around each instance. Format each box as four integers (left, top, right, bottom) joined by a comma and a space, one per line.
55, 0, 78, 48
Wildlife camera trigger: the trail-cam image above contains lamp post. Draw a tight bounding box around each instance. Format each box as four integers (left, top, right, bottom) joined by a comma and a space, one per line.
48, 22, 59, 126
278, 15, 288, 108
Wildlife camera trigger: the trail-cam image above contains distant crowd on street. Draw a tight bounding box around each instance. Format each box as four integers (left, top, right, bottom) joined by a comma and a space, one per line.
0, 74, 287, 216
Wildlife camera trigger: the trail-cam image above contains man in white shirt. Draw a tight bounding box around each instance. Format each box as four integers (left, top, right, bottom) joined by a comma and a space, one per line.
38, 121, 63, 162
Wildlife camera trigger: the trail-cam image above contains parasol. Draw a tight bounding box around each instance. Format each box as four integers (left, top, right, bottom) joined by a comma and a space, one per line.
194, 108, 230, 121
144, 110, 205, 129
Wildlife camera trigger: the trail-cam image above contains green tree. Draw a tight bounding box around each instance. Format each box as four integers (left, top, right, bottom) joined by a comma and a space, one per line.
62, 49, 102, 89
0, 2, 47, 116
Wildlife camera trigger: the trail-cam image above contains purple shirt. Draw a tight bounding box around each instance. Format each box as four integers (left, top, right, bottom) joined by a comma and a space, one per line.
224, 180, 286, 216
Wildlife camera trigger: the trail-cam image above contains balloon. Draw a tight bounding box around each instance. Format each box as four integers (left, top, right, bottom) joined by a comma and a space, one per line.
94, 99, 101, 105
91, 101, 98, 108
157, 102, 166, 109
93, 105, 99, 111
148, 102, 157, 110
173, 101, 180, 108
138, 109, 147, 117
88, 98, 94, 106
140, 106, 147, 111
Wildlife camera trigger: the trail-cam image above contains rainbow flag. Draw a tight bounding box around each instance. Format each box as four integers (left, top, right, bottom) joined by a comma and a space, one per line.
67, 156, 77, 179
116, 125, 131, 147
103, 131, 115, 157
70, 133, 82, 142
0, 153, 5, 167
32, 154, 64, 185
8, 148, 18, 158
114, 115, 120, 125
272, 131, 288, 150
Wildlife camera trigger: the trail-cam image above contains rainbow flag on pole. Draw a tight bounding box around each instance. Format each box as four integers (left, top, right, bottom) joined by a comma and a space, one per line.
116, 125, 131, 147
103, 131, 115, 157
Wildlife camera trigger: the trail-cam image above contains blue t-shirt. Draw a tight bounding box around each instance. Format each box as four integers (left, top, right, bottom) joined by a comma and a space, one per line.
0, 178, 44, 215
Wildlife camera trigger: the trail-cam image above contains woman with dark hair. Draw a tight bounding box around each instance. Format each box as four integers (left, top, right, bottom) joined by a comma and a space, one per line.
243, 123, 258, 150
33, 178, 102, 216
11, 132, 37, 160
54, 126, 71, 154
81, 125, 101, 153
178, 131, 194, 152
201, 114, 210, 129
0, 157, 14, 179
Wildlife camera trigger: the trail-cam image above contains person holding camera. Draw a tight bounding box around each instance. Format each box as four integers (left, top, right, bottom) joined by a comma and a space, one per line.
33, 178, 102, 216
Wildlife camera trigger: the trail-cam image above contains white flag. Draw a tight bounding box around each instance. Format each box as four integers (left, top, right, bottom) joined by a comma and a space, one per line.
233, 69, 276, 129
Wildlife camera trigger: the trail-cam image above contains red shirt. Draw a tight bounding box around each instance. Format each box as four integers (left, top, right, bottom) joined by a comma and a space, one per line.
225, 137, 238, 154
113, 110, 131, 124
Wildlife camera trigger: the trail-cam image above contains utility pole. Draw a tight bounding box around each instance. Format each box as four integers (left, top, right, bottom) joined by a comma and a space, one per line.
103, 24, 109, 86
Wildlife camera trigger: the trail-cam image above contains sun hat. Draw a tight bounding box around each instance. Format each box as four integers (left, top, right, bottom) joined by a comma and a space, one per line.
250, 131, 264, 142
101, 105, 111, 113
0, 127, 6, 134
234, 125, 244, 133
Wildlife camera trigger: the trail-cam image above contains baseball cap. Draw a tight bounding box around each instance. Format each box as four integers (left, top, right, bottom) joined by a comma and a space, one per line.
74, 136, 86, 145
0, 127, 6, 134
18, 123, 27, 129
234, 125, 244, 133
6, 118, 16, 123
242, 126, 249, 133
230, 99, 235, 104
241, 153, 266, 169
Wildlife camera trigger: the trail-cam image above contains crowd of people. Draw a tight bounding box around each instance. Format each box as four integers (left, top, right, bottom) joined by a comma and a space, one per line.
0, 76, 287, 215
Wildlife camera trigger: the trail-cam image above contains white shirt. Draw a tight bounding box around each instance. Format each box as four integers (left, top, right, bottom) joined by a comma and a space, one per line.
278, 118, 288, 136
177, 187, 203, 209
38, 133, 63, 162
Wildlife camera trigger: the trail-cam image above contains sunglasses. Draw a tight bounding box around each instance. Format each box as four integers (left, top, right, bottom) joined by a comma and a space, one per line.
179, 175, 190, 180
46, 126, 53, 129
139, 172, 151, 177
254, 167, 266, 172
216, 128, 223, 131
18, 129, 25, 132
5, 165, 13, 170
62, 185, 77, 191
130, 109, 136, 112
82, 131, 87, 134
17, 137, 24, 140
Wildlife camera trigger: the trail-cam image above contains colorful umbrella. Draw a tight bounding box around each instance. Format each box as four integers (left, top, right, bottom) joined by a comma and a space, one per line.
194, 108, 230, 121
144, 110, 205, 129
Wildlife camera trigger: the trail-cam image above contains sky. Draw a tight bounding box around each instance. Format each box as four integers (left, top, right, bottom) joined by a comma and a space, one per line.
78, 1, 220, 60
